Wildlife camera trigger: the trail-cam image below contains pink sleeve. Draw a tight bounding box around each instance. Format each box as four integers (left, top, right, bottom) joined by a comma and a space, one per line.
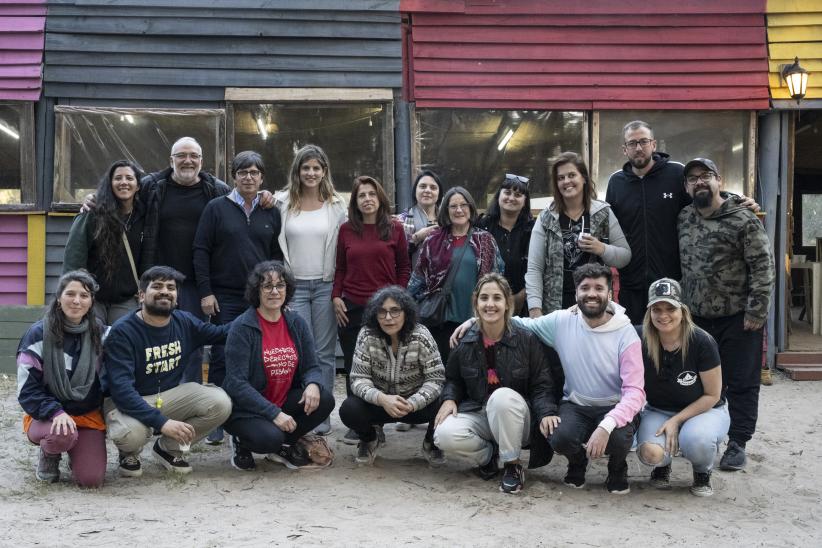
605, 339, 646, 428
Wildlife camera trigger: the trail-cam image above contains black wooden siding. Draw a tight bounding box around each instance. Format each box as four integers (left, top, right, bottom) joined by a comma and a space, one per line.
45, 214, 73, 295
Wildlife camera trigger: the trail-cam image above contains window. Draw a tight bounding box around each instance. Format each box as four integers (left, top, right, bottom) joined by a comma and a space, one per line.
0, 102, 35, 207
415, 110, 586, 210
596, 111, 754, 198
53, 107, 225, 205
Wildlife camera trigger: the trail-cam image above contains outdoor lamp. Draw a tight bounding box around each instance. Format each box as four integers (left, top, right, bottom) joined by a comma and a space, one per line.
782, 57, 809, 103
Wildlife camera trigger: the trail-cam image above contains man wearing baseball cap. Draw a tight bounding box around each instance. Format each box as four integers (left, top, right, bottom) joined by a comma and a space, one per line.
677, 158, 774, 471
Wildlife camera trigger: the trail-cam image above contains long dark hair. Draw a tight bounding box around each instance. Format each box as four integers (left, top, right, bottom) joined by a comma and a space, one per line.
362, 285, 419, 344
348, 175, 393, 241
411, 170, 444, 208
92, 160, 144, 282
46, 270, 102, 353
549, 152, 596, 217
484, 175, 532, 225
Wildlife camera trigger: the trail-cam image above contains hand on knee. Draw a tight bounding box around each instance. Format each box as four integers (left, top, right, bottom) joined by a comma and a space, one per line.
638, 442, 665, 466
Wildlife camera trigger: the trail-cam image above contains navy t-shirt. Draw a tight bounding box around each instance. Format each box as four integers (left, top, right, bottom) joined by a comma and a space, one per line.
641, 327, 724, 412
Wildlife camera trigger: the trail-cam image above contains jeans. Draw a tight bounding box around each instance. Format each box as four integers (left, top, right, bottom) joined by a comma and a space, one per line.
637, 404, 730, 473
27, 420, 107, 488
178, 279, 208, 383
337, 298, 365, 396
207, 292, 248, 387
339, 395, 438, 442
289, 279, 337, 394
694, 312, 763, 444
434, 388, 531, 466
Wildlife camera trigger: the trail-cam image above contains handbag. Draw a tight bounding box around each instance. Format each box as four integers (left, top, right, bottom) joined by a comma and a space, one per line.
419, 229, 473, 327
294, 434, 334, 468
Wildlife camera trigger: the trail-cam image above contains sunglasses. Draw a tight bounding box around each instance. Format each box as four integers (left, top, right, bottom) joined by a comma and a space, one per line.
505, 173, 530, 188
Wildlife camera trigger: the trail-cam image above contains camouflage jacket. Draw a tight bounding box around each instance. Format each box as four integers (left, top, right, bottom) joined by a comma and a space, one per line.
678, 199, 774, 324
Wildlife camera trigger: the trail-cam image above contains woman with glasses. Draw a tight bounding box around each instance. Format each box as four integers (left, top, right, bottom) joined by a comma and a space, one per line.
222, 261, 335, 471
275, 144, 347, 436
339, 286, 445, 465
525, 152, 631, 317
408, 186, 504, 362
192, 151, 283, 444
478, 173, 535, 316
397, 170, 444, 267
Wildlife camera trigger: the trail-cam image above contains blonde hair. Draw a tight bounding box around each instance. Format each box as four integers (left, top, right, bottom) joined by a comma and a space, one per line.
642, 303, 695, 371
472, 273, 514, 334
284, 144, 340, 212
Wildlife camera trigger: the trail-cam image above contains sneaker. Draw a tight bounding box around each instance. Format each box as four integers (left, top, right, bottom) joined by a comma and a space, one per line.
152, 439, 192, 474
690, 470, 713, 497
230, 436, 255, 471
341, 428, 360, 446
266, 444, 317, 470
719, 440, 747, 471
474, 449, 500, 481
376, 424, 386, 444
499, 463, 525, 494
355, 438, 381, 465
313, 422, 331, 436
563, 457, 588, 489
36, 448, 60, 483
395, 422, 413, 432
206, 427, 224, 446
118, 453, 143, 478
422, 437, 445, 467
606, 461, 630, 495
649, 464, 672, 490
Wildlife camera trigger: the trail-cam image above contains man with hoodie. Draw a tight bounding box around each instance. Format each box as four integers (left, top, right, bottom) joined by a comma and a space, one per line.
678, 158, 774, 472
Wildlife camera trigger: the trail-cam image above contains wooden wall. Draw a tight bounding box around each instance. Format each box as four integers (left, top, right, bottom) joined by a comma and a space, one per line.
0, 1, 45, 101
0, 306, 44, 375
767, 0, 822, 106
0, 216, 28, 305
402, 0, 770, 110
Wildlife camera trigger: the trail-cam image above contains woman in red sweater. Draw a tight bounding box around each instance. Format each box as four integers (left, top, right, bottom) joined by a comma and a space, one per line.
333, 176, 411, 443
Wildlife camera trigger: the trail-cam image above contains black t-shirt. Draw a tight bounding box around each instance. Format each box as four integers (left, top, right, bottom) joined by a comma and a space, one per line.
157, 180, 210, 278
642, 327, 725, 412
560, 213, 598, 298
478, 215, 534, 294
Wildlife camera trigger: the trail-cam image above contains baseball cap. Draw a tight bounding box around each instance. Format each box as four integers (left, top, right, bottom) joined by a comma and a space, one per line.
683, 158, 720, 179
647, 278, 683, 308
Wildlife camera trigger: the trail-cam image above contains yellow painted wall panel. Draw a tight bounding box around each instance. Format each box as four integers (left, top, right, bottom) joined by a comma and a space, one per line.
768, 25, 822, 41
768, 59, 822, 71
769, 42, 822, 58
768, 13, 822, 25
767, 0, 822, 14
771, 87, 822, 99
26, 214, 45, 306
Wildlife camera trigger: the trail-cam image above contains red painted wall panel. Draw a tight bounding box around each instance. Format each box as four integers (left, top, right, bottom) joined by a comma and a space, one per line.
0, 216, 28, 305
401, 0, 770, 110
0, 2, 45, 101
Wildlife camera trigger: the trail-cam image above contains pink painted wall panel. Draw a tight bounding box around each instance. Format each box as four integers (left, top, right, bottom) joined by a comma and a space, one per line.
0, 215, 27, 305
0, 2, 45, 101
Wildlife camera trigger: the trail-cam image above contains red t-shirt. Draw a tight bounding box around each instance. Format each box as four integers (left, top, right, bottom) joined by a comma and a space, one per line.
257, 312, 299, 408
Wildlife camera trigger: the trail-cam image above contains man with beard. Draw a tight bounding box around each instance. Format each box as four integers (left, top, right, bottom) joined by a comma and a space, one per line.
450, 263, 645, 493
102, 266, 232, 477
678, 158, 774, 471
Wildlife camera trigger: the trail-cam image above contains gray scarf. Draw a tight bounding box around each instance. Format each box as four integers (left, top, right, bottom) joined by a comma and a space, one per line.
42, 317, 96, 403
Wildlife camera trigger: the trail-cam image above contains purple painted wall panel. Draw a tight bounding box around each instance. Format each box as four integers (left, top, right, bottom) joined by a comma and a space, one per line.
0, 2, 45, 101
0, 215, 27, 305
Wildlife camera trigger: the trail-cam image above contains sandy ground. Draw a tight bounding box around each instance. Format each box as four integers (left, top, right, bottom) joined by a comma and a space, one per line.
1, 372, 821, 548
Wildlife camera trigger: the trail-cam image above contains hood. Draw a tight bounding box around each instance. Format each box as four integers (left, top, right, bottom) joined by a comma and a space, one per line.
620, 152, 674, 179
702, 196, 747, 219
569, 300, 632, 332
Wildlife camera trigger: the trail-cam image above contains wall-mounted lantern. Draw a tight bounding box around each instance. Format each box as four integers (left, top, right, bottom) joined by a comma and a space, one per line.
781, 57, 809, 103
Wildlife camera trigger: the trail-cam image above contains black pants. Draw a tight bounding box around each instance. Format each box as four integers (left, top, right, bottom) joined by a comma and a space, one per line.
207, 292, 248, 387
223, 387, 335, 453
694, 312, 762, 444
615, 286, 647, 326
179, 279, 208, 383
429, 321, 460, 365
338, 395, 438, 443
549, 402, 637, 471
337, 298, 365, 396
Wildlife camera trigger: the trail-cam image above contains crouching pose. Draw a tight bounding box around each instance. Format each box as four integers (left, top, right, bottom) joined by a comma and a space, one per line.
222, 261, 335, 471
339, 286, 445, 465
637, 279, 728, 496
435, 273, 559, 494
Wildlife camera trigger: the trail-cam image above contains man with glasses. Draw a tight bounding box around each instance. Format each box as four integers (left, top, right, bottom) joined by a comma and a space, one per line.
678, 158, 774, 472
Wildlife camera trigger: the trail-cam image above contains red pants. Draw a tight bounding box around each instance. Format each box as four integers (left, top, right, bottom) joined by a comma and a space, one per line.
27, 420, 106, 488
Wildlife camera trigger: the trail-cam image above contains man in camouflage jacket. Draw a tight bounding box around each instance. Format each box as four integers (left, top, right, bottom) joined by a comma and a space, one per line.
678, 158, 774, 473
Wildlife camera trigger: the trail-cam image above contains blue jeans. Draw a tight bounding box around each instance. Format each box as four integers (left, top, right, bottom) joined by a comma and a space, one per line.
637, 404, 730, 473
289, 279, 337, 395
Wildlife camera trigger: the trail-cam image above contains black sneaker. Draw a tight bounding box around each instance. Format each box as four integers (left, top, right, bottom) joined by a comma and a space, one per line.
355, 438, 381, 465
118, 453, 143, 478
230, 436, 255, 471
341, 429, 360, 446
36, 448, 60, 483
152, 439, 192, 474
499, 463, 525, 494
422, 437, 445, 467
690, 470, 713, 497
650, 464, 672, 489
563, 457, 588, 489
606, 461, 630, 495
719, 440, 747, 471
474, 448, 500, 481
266, 444, 317, 470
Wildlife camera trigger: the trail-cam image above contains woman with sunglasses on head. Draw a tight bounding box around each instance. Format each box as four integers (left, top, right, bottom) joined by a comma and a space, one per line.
332, 176, 411, 444
478, 173, 535, 316
397, 170, 444, 267
63, 160, 146, 325
339, 286, 445, 465
525, 152, 631, 317
407, 186, 504, 363
17, 270, 107, 487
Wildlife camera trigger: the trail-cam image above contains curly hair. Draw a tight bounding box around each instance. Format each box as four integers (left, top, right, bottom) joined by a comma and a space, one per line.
245, 260, 296, 309
348, 175, 393, 241
572, 263, 612, 290
362, 285, 419, 344
46, 270, 102, 353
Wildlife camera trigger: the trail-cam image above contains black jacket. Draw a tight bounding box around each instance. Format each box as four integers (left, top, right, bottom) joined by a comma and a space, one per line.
443, 323, 561, 468
138, 168, 230, 273
605, 153, 689, 291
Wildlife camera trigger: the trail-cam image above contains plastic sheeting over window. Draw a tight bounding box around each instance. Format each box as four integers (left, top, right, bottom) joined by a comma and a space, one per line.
53, 107, 225, 205
415, 110, 585, 211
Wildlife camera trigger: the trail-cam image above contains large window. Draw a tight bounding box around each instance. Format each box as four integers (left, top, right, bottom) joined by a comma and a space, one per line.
231, 103, 392, 202
596, 111, 754, 198
53, 107, 225, 206
0, 102, 35, 207
415, 110, 585, 210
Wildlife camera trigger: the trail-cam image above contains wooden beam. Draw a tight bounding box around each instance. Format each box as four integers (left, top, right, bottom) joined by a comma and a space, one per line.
26, 213, 45, 306
225, 88, 394, 102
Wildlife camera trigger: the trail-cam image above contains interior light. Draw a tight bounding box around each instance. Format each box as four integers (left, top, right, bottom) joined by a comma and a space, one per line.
497, 129, 514, 151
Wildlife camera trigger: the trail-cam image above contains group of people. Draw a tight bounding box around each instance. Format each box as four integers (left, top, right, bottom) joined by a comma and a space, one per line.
17, 120, 775, 498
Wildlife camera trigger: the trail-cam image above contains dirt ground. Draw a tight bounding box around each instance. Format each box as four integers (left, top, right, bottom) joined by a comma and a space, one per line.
1, 372, 820, 547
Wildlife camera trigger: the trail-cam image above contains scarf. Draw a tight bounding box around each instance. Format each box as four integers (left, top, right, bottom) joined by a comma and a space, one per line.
42, 317, 96, 403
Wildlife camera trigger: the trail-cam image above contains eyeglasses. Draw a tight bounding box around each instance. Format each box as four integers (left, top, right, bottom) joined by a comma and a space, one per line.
377, 307, 403, 319
236, 169, 262, 179
172, 152, 202, 160
261, 282, 287, 294
624, 139, 654, 149
504, 173, 530, 186
685, 172, 715, 185
448, 203, 470, 211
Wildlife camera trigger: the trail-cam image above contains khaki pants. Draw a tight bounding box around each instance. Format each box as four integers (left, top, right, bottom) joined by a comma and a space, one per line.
104, 383, 232, 458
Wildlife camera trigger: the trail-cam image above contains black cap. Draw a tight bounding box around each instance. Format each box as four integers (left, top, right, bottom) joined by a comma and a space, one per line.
683, 158, 720, 179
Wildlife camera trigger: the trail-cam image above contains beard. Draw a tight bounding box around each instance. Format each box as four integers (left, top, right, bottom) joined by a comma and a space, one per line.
693, 187, 714, 208
144, 297, 174, 317
628, 154, 651, 170
576, 295, 608, 319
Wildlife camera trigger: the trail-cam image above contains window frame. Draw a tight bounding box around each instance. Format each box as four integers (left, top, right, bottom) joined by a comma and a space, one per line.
0, 101, 36, 211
